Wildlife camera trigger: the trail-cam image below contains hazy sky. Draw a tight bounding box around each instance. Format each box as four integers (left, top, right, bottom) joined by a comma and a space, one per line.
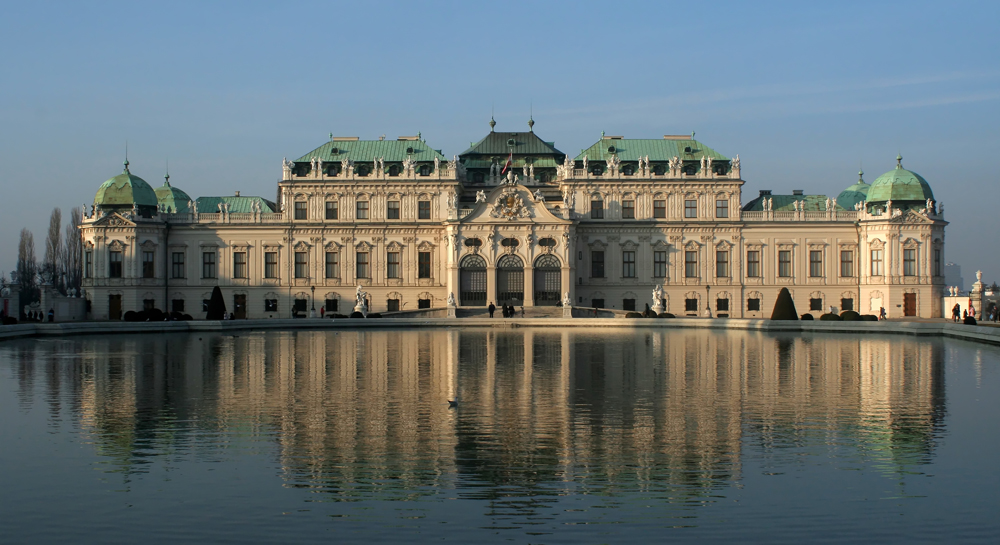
1, 1, 998, 285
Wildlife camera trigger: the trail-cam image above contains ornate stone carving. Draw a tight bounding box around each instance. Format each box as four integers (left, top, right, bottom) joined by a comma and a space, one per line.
490, 186, 531, 221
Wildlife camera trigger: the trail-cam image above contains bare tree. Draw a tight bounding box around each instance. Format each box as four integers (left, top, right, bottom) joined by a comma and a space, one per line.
17, 228, 38, 306
64, 207, 82, 295
43, 208, 63, 292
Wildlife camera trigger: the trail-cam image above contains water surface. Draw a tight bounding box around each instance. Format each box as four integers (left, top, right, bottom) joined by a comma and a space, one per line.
1, 328, 998, 543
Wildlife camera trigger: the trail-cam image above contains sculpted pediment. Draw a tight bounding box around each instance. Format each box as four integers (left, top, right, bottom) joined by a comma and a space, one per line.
460, 184, 570, 225
887, 210, 933, 225
93, 212, 136, 227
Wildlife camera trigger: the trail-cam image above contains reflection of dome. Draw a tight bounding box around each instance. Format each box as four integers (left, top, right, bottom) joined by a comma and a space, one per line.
154, 173, 192, 213
837, 170, 870, 210
866, 155, 934, 204
94, 160, 158, 210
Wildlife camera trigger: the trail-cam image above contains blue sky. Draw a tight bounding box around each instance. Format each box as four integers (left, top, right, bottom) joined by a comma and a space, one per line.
1, 0, 998, 284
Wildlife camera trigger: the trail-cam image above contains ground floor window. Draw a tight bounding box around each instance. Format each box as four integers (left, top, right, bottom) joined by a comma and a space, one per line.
717, 298, 729, 311
265, 299, 278, 312
202, 299, 211, 312
810, 298, 823, 311
171, 299, 184, 313
418, 299, 431, 309
325, 299, 338, 313
387, 299, 400, 312
293, 298, 307, 317
623, 299, 635, 311
143, 299, 155, 311
747, 298, 761, 311
841, 298, 853, 311
685, 298, 698, 312
591, 299, 605, 309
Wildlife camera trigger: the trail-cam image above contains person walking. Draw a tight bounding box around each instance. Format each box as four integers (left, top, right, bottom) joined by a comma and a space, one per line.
520, 305, 525, 318
488, 302, 495, 318
879, 307, 886, 321
952, 303, 961, 322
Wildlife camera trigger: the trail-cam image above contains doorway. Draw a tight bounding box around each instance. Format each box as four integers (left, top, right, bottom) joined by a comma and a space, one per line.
533, 255, 561, 306
496, 254, 524, 305
108, 294, 122, 320
903, 293, 916, 317
233, 294, 247, 319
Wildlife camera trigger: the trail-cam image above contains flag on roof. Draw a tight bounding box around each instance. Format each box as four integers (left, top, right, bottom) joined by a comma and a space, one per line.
501, 151, 512, 174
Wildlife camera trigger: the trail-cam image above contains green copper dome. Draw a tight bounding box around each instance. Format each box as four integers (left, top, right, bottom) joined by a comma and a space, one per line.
866, 155, 934, 204
836, 170, 870, 210
154, 174, 192, 213
94, 162, 159, 209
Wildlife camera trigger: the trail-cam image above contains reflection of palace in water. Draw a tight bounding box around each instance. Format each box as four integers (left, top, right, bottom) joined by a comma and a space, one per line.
8, 329, 944, 498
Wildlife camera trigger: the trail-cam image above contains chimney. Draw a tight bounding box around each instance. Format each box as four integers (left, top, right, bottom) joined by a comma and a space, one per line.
759, 190, 772, 196
234, 191, 240, 197
792, 190, 803, 195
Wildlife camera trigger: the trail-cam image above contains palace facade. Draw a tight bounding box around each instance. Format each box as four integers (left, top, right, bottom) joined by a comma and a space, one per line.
80, 121, 947, 319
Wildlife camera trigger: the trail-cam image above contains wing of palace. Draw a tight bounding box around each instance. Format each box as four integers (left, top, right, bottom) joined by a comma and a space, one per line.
79, 121, 947, 320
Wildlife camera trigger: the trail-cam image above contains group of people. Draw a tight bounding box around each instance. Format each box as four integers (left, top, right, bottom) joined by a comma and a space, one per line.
952, 303, 984, 322
487, 302, 522, 318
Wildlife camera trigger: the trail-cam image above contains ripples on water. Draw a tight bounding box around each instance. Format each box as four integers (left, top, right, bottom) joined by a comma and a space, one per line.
1, 328, 998, 543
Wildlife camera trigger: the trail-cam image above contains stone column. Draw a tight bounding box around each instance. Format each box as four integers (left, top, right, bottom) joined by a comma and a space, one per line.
523, 265, 534, 307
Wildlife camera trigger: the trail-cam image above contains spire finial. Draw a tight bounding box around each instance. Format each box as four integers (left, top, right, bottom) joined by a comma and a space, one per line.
527, 115, 534, 132
489, 116, 496, 131
896, 153, 903, 168
124, 141, 129, 172
329, 132, 333, 141
165, 159, 170, 186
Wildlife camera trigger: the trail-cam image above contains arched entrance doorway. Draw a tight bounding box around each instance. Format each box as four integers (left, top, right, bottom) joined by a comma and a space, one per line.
497, 254, 524, 304
459, 255, 487, 306
533, 254, 561, 306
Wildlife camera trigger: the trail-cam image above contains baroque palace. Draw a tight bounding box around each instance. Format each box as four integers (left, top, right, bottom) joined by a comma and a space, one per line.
80, 120, 946, 319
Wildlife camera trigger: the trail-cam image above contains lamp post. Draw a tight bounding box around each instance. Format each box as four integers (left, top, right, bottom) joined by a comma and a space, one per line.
310, 286, 316, 318
706, 284, 711, 318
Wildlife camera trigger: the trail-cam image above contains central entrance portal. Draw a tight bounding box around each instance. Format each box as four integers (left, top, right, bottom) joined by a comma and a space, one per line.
497, 254, 524, 305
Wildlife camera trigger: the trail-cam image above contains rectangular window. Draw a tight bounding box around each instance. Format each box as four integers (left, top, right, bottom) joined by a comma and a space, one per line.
171, 299, 184, 313
810, 298, 823, 311
264, 252, 278, 279
591, 299, 605, 309
202, 252, 216, 279
265, 299, 277, 312
418, 299, 431, 309
716, 250, 729, 278
622, 200, 635, 219
325, 201, 338, 220
871, 249, 884, 276
294, 201, 307, 220
778, 250, 792, 278
418, 200, 431, 219
109, 251, 123, 278
418, 251, 431, 278
685, 298, 698, 312
622, 251, 636, 278
233, 251, 247, 279
591, 251, 605, 278
171, 252, 185, 278
903, 248, 917, 276
84, 251, 93, 278
387, 299, 400, 312
840, 250, 854, 277
809, 250, 823, 278
356, 252, 370, 279
591, 200, 604, 219
142, 251, 155, 278
387, 251, 401, 279
747, 298, 761, 311
841, 298, 854, 311
325, 299, 338, 313
747, 250, 760, 278
325, 251, 339, 279
203, 299, 210, 312
716, 199, 729, 218
685, 251, 698, 278
653, 199, 666, 218
294, 251, 308, 278
717, 298, 730, 312
623, 299, 636, 311
356, 201, 369, 220
653, 250, 667, 278
684, 199, 697, 218
387, 201, 400, 220
934, 249, 941, 276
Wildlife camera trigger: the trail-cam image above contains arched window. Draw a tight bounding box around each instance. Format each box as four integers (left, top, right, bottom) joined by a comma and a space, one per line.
356, 164, 371, 176
533, 254, 562, 307
497, 254, 524, 304
460, 254, 487, 306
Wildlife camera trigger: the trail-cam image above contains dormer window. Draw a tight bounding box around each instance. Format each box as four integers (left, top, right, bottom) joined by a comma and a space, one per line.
473, 172, 484, 183
591, 165, 603, 176
653, 165, 665, 175
356, 165, 370, 176
622, 165, 634, 176
684, 146, 692, 153
406, 146, 414, 154
330, 147, 339, 155
389, 165, 400, 177
419, 164, 431, 176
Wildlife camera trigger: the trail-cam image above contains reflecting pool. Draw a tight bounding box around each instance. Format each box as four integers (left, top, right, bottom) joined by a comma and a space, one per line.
1, 328, 999, 543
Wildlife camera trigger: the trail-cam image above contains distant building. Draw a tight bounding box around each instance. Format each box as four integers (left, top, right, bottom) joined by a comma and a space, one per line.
78, 122, 948, 319
944, 262, 964, 293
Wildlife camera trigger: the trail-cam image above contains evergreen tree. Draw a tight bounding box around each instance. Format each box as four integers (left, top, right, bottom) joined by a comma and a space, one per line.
770, 287, 799, 320
206, 286, 227, 320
